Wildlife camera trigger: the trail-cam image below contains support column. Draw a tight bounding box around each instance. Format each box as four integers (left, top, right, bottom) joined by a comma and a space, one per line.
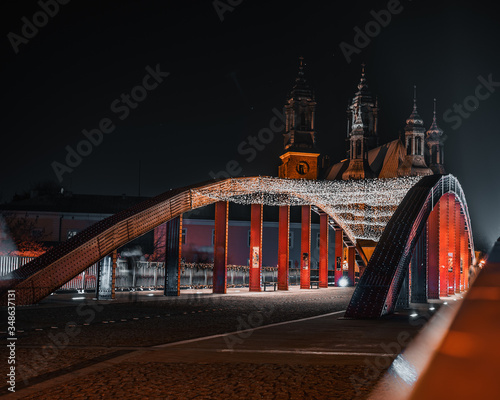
278, 205, 289, 291
164, 216, 182, 297
438, 196, 449, 297
319, 213, 329, 288
461, 215, 469, 290
249, 204, 263, 292
300, 205, 311, 289
427, 207, 439, 299
111, 249, 117, 299
334, 228, 343, 286
411, 225, 427, 303
97, 255, 113, 300
455, 201, 462, 292
347, 246, 355, 286
447, 195, 456, 296
213, 201, 228, 294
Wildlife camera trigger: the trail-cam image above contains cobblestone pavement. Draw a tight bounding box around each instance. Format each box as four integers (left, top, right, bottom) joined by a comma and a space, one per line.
0, 287, 432, 399
1, 288, 354, 387
17, 362, 379, 400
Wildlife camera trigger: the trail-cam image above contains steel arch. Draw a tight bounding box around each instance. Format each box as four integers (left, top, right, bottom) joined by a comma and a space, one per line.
0, 177, 372, 305
344, 174, 475, 318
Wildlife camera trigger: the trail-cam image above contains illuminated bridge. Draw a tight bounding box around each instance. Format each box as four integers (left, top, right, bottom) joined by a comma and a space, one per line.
0, 174, 474, 318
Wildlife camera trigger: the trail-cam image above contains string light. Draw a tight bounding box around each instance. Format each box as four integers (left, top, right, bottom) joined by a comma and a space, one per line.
191, 176, 422, 243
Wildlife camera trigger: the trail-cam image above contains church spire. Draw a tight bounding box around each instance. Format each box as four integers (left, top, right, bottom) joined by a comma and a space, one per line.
279, 57, 319, 180
425, 98, 445, 174
399, 85, 432, 177
289, 56, 313, 100
348, 64, 378, 151
427, 98, 444, 138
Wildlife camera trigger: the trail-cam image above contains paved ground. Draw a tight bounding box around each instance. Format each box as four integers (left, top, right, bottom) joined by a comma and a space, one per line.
0, 287, 447, 399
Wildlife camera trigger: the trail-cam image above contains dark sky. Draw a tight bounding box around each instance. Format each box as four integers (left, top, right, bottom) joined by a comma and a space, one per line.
1, 0, 499, 251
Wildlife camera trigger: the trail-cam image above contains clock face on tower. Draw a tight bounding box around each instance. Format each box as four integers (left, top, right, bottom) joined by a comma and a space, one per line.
296, 161, 310, 175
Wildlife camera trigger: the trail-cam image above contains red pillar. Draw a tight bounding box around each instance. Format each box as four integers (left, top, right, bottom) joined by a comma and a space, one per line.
347, 246, 355, 286
278, 205, 289, 291
427, 207, 439, 299
460, 214, 469, 291
249, 204, 263, 292
447, 195, 456, 296
319, 213, 329, 288
300, 205, 311, 289
213, 201, 228, 294
438, 197, 449, 297
454, 201, 461, 293
334, 228, 343, 286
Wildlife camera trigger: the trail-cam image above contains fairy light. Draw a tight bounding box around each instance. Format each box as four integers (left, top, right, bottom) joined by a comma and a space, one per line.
191, 176, 422, 244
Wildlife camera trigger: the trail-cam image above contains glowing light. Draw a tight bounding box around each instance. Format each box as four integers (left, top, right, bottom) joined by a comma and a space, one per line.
338, 277, 349, 287
429, 307, 435, 311
390, 354, 418, 385
444, 302, 448, 305
193, 176, 422, 243
410, 313, 418, 317
72, 297, 85, 300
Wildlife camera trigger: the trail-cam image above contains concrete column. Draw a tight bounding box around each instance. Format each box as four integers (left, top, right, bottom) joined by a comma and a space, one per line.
347, 246, 355, 286
96, 255, 113, 300
278, 205, 289, 291
164, 216, 182, 297
300, 205, 311, 289
334, 228, 343, 286
249, 204, 263, 292
319, 213, 329, 288
111, 250, 117, 299
213, 201, 228, 294
427, 208, 440, 299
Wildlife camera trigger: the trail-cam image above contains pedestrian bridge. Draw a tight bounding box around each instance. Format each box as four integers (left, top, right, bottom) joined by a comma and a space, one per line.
0, 174, 474, 317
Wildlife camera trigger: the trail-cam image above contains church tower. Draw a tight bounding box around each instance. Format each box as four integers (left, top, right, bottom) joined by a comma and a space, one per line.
426, 99, 446, 174
342, 107, 374, 180
279, 57, 320, 180
347, 65, 379, 152
398, 86, 433, 177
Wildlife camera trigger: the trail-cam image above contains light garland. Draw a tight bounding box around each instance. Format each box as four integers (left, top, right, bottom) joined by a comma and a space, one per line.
191, 176, 422, 243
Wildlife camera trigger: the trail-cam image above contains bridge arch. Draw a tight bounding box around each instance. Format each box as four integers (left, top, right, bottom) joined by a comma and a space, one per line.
0, 175, 470, 308
0, 177, 365, 305
344, 174, 475, 318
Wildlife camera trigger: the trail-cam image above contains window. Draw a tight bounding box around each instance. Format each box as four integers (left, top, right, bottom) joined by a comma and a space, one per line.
356, 140, 362, 157
67, 230, 79, 239
247, 230, 251, 247
211, 229, 215, 246
415, 137, 422, 155
289, 231, 294, 248
406, 138, 412, 155
300, 112, 306, 130
181, 228, 186, 245
316, 232, 321, 249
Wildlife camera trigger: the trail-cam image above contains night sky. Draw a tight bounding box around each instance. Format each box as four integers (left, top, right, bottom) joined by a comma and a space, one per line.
1, 0, 499, 251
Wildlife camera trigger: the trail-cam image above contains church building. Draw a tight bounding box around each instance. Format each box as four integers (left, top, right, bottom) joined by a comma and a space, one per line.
278, 59, 446, 182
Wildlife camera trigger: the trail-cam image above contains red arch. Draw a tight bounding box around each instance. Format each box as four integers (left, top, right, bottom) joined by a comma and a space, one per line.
344, 174, 475, 318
